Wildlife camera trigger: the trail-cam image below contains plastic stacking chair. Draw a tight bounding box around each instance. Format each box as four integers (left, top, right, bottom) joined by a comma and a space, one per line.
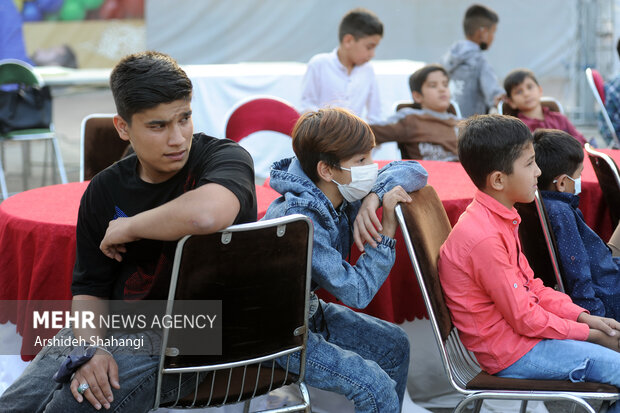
224, 96, 300, 143
79, 114, 129, 181
0, 59, 67, 199
515, 191, 566, 292
585, 68, 620, 148
393, 100, 461, 159
498, 96, 564, 117
585, 143, 620, 229
395, 185, 620, 413
153, 214, 312, 412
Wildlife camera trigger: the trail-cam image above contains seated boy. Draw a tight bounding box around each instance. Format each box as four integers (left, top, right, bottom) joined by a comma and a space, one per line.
300, 8, 383, 123
441, 4, 504, 118
370, 64, 459, 161
533, 128, 620, 319
0, 51, 257, 412
503, 68, 587, 145
439, 114, 620, 407
263, 108, 428, 412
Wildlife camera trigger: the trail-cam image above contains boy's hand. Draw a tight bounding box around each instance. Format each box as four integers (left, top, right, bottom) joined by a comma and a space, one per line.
70, 351, 120, 409
100, 218, 138, 262
578, 312, 620, 337
587, 328, 620, 352
353, 193, 382, 252
379, 186, 412, 240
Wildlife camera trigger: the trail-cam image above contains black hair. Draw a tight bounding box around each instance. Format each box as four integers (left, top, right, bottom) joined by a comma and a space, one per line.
109, 51, 192, 124
458, 114, 533, 189
409, 64, 449, 93
617, 38, 620, 60
503, 68, 539, 98
532, 129, 584, 190
463, 4, 499, 36
338, 8, 383, 42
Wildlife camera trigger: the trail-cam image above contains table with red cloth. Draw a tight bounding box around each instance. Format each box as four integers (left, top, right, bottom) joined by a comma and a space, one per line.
1, 151, 618, 360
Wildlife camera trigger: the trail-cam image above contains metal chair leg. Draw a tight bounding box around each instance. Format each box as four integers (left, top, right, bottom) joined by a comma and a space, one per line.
51, 136, 67, 184
0, 145, 8, 199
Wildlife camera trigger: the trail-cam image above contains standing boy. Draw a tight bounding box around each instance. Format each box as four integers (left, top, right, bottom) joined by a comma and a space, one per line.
533, 128, 620, 319
371, 64, 460, 161
0, 51, 257, 412
504, 68, 587, 145
441, 4, 504, 118
300, 8, 383, 123
439, 115, 620, 412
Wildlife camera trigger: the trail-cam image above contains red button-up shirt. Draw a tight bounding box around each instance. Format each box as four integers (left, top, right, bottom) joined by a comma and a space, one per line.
438, 190, 590, 374
518, 106, 587, 145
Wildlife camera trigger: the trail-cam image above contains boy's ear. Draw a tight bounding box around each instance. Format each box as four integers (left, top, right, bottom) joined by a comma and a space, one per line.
412, 91, 423, 104
341, 33, 355, 47
487, 171, 505, 191
553, 175, 568, 192
316, 161, 336, 183
113, 115, 131, 142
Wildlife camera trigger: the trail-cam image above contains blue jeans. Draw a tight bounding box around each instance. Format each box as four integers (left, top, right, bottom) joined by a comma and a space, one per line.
278, 300, 410, 413
496, 339, 620, 413
0, 328, 201, 412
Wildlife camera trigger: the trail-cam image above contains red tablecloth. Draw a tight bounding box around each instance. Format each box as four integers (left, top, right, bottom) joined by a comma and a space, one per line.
0, 182, 279, 360
1, 151, 617, 359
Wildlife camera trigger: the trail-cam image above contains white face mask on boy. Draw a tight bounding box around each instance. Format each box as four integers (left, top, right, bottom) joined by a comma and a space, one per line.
332, 163, 378, 202
554, 175, 581, 196
566, 175, 581, 196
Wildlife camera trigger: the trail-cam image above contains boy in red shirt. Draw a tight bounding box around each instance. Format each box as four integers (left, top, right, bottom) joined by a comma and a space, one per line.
503, 68, 587, 145
439, 115, 620, 411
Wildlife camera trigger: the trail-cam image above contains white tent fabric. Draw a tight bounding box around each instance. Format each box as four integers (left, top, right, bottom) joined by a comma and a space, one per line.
148, 0, 579, 107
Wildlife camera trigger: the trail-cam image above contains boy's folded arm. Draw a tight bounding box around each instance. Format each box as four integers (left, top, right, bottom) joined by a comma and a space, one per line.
371, 161, 428, 202
370, 116, 408, 144
472, 239, 590, 341
290, 205, 395, 309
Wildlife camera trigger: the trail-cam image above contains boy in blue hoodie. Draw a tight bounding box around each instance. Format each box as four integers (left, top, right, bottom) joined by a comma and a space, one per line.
441, 4, 504, 118
263, 108, 428, 412
534, 128, 620, 320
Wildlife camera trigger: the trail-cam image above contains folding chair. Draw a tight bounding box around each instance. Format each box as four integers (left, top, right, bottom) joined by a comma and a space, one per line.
0, 59, 67, 199
224, 96, 300, 143
585, 68, 620, 148
393, 100, 461, 159
395, 185, 619, 413
515, 190, 566, 292
153, 214, 312, 411
79, 113, 129, 181
498, 96, 564, 117
585, 143, 620, 229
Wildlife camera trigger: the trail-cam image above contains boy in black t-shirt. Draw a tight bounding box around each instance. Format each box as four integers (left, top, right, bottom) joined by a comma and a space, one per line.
0, 51, 257, 412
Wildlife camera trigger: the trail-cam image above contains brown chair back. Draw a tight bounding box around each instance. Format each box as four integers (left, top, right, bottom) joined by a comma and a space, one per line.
80, 114, 130, 181
515, 191, 565, 292
585, 143, 620, 229
396, 185, 453, 340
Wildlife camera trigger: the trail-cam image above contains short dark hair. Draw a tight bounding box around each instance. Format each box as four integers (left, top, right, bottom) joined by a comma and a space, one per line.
292, 108, 375, 183
110, 51, 192, 123
458, 114, 533, 189
617, 38, 620, 60
338, 8, 383, 42
504, 68, 539, 98
463, 4, 499, 37
532, 129, 584, 190
409, 64, 449, 93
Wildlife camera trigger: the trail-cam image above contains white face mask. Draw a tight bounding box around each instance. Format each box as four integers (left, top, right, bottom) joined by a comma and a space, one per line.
332, 163, 378, 202
554, 175, 581, 196
566, 175, 581, 196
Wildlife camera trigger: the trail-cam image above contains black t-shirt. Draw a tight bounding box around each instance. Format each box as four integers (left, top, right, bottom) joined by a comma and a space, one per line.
71, 133, 257, 300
